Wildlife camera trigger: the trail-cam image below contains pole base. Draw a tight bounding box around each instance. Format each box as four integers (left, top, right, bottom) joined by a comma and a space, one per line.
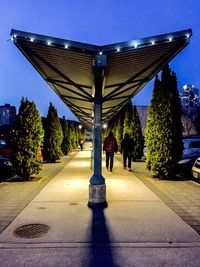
88, 184, 106, 206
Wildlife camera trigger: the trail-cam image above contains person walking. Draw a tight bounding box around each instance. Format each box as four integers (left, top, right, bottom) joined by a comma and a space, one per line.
79, 138, 84, 151
103, 131, 118, 172
121, 133, 135, 171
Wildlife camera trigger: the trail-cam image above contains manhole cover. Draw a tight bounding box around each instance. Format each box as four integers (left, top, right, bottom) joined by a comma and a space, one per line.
13, 224, 50, 238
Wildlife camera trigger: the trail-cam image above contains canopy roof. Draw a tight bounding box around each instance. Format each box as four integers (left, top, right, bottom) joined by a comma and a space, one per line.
11, 29, 192, 129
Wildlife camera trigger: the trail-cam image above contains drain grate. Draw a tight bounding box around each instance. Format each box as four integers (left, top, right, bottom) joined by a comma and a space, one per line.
13, 223, 50, 238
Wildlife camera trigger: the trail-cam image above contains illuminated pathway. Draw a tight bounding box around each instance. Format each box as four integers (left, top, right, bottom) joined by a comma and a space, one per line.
0, 149, 200, 266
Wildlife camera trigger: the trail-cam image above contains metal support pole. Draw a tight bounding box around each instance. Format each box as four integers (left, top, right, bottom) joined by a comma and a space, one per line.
88, 55, 107, 207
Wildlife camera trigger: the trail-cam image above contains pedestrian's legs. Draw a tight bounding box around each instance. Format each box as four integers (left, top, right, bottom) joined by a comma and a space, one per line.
110, 152, 114, 171
128, 152, 132, 170
123, 153, 128, 168
106, 152, 110, 169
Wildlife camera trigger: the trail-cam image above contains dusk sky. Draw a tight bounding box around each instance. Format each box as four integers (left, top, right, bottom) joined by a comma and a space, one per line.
1, 0, 200, 120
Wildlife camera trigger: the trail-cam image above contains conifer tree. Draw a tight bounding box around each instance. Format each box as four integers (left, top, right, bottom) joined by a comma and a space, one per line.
102, 127, 109, 141
145, 76, 161, 175
170, 71, 183, 164
145, 65, 183, 178
131, 105, 144, 160
71, 124, 77, 149
116, 115, 124, 152
12, 98, 44, 180
43, 103, 63, 162
67, 124, 73, 151
61, 116, 70, 155
75, 124, 80, 147
123, 101, 134, 137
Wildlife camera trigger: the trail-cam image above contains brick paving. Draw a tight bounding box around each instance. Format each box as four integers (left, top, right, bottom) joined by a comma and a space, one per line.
129, 159, 200, 235
0, 152, 76, 233
1, 151, 200, 238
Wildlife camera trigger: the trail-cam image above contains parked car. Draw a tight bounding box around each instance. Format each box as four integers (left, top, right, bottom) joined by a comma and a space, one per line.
192, 157, 200, 181
0, 139, 43, 161
0, 139, 12, 157
174, 152, 200, 178
183, 137, 200, 155
0, 155, 14, 179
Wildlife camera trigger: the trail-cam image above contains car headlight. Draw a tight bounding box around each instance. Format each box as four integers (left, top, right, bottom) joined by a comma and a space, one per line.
3, 161, 12, 166
194, 157, 200, 168
178, 159, 191, 164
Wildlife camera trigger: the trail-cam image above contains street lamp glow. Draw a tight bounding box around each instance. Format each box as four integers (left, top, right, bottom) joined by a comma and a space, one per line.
169, 37, 173, 42
151, 40, 155, 45
103, 123, 107, 129
99, 51, 103, 55
65, 44, 68, 48
117, 48, 120, 52
134, 43, 138, 48
47, 41, 51, 46
78, 125, 82, 129
30, 38, 34, 42
186, 34, 190, 38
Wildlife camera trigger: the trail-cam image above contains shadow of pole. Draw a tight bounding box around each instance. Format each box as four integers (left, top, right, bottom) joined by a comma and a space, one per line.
82, 204, 117, 267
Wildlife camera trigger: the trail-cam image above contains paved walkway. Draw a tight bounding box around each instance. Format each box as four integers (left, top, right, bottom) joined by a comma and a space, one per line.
0, 152, 77, 233
0, 147, 200, 266
130, 160, 200, 235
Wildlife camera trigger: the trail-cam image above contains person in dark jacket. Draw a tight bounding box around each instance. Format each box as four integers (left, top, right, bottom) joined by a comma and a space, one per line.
121, 133, 135, 171
79, 138, 84, 151
103, 131, 118, 172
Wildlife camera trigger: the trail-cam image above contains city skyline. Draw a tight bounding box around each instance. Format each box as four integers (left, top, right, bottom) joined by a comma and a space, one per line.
1, 0, 200, 120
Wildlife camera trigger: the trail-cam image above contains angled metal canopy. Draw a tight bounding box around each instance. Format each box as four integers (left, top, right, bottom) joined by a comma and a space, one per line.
11, 28, 192, 205
10, 28, 192, 130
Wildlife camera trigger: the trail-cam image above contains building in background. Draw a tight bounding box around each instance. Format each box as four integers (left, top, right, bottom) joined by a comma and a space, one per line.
179, 84, 199, 107
0, 104, 16, 125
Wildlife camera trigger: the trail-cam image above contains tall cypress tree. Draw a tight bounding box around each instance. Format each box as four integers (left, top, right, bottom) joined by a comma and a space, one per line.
131, 105, 143, 160
71, 124, 77, 149
12, 98, 44, 180
61, 116, 70, 155
145, 65, 183, 178
170, 71, 183, 164
43, 103, 63, 162
67, 124, 73, 151
116, 115, 124, 152
123, 101, 134, 137
145, 76, 161, 175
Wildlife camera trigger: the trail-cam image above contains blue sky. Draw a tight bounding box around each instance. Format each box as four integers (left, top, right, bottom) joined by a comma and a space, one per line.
1, 0, 200, 120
